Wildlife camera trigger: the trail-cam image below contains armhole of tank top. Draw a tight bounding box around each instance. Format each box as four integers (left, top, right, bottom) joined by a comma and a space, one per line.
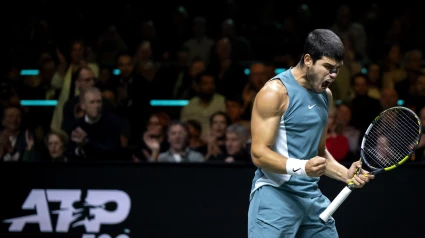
322, 90, 329, 108
268, 77, 280, 82
270, 77, 291, 120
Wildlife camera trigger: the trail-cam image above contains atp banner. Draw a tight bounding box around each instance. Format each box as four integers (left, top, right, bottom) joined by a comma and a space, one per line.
0, 162, 254, 238
3, 189, 131, 238
1, 162, 424, 238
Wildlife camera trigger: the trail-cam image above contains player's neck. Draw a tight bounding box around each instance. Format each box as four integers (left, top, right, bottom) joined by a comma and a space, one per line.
291, 64, 312, 90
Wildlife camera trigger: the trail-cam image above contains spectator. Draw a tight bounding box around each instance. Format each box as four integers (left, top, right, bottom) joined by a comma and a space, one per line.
205, 111, 231, 161
61, 66, 114, 135
158, 121, 204, 163
44, 130, 69, 162
132, 112, 170, 162
0, 106, 38, 161
326, 105, 350, 161
186, 119, 207, 155
208, 123, 251, 163
180, 72, 226, 139
68, 87, 122, 161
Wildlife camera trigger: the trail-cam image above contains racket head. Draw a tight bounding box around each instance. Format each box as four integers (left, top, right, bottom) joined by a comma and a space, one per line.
360, 106, 422, 172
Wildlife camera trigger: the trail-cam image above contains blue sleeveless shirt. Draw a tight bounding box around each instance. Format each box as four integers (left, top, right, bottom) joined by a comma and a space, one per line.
250, 69, 329, 199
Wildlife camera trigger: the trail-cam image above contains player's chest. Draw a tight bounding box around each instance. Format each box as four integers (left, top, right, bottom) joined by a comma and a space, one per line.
285, 95, 328, 129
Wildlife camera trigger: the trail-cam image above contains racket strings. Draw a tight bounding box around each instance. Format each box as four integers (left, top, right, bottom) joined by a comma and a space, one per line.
362, 108, 420, 169
371, 112, 417, 164
366, 118, 415, 166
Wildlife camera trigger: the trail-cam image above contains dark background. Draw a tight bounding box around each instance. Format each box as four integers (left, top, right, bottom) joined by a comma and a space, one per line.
5, 1, 417, 68
1, 162, 424, 238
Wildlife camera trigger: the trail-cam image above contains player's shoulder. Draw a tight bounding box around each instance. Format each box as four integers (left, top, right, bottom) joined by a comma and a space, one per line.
325, 87, 333, 97
254, 79, 288, 113
262, 79, 288, 95
257, 79, 287, 100
324, 88, 333, 104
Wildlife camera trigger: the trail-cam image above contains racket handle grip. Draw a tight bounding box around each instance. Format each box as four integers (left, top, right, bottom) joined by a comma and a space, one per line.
319, 186, 353, 222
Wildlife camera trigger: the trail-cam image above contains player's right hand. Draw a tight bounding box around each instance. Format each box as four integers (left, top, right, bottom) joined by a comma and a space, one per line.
305, 156, 327, 177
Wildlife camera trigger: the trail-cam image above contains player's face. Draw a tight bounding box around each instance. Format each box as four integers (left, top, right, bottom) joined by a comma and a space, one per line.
306, 56, 342, 93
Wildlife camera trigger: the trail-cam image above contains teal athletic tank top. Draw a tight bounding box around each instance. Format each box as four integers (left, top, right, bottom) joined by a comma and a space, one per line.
250, 68, 329, 199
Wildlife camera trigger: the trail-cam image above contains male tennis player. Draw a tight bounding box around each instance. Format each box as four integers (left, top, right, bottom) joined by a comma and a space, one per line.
248, 29, 374, 238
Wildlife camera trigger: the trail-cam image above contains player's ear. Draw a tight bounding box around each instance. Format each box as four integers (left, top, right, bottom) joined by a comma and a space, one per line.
304, 54, 313, 68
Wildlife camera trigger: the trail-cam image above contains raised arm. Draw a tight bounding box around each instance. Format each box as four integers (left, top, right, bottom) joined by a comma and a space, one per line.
250, 80, 326, 176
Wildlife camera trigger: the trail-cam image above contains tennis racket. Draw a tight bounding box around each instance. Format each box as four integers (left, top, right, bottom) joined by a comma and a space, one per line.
319, 106, 422, 222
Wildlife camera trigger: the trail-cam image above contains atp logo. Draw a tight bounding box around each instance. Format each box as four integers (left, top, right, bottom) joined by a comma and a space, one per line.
3, 189, 131, 237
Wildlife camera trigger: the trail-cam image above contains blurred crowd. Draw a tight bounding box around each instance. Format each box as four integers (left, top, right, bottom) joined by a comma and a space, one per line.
1, 3, 425, 163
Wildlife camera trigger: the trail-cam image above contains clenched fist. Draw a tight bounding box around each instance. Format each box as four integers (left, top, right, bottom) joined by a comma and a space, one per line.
346, 161, 375, 188
305, 156, 327, 177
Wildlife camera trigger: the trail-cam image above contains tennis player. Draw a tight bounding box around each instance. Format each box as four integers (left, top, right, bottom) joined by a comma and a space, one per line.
248, 29, 374, 237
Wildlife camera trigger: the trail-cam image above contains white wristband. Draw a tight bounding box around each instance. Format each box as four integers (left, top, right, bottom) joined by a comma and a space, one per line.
286, 158, 308, 176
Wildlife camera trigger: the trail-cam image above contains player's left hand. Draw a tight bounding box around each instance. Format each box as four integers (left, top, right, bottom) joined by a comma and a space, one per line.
346, 161, 375, 188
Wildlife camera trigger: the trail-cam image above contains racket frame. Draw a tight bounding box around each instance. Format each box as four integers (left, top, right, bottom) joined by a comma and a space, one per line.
319, 106, 422, 222
361, 106, 422, 173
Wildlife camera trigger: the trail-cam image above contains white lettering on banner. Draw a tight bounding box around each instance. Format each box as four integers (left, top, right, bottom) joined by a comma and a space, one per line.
82, 235, 96, 238
3, 189, 131, 236
82, 235, 130, 238
97, 235, 111, 238
4, 189, 53, 232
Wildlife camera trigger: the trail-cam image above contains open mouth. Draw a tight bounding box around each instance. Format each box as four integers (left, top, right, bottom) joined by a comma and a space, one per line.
321, 81, 331, 88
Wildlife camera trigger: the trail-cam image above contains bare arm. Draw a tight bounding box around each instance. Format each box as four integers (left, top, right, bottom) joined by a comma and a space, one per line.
251, 80, 328, 177
322, 131, 374, 187
323, 88, 375, 187
250, 80, 290, 174
320, 88, 350, 182
322, 146, 349, 183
